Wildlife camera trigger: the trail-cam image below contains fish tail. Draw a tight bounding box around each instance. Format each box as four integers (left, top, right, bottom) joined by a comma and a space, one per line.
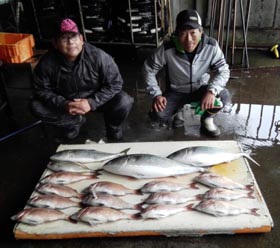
69, 214, 78, 224
190, 182, 199, 189
245, 184, 254, 191
120, 148, 131, 154
134, 202, 145, 211
186, 203, 194, 211
134, 189, 143, 195
132, 213, 142, 220
195, 194, 204, 201
250, 208, 260, 216
77, 193, 85, 199
242, 153, 261, 167
247, 191, 255, 199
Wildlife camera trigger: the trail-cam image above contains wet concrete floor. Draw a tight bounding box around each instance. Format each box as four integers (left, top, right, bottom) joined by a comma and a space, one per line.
0, 49, 280, 247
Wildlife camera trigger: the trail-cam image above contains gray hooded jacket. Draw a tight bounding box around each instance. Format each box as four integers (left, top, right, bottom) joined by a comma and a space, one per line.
143, 33, 230, 98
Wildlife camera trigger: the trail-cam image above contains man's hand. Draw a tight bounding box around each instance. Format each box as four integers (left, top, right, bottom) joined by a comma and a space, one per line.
201, 91, 215, 110
152, 95, 167, 112
67, 98, 91, 115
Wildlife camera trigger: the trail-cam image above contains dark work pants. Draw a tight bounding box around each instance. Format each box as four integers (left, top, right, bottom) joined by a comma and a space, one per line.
149, 85, 230, 123
31, 91, 134, 138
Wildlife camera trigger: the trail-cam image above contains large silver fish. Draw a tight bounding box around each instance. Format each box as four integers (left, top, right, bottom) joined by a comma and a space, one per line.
140, 204, 193, 219
40, 172, 97, 185
193, 199, 259, 216
28, 195, 81, 209
83, 181, 141, 196
202, 188, 255, 201
103, 154, 207, 179
167, 146, 260, 167
194, 172, 254, 190
71, 207, 137, 225
11, 208, 69, 225
50, 148, 130, 163
47, 161, 92, 173
140, 180, 198, 194
36, 183, 83, 199
82, 194, 139, 210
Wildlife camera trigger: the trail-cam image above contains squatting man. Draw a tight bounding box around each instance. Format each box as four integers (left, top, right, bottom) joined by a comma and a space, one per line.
143, 9, 230, 137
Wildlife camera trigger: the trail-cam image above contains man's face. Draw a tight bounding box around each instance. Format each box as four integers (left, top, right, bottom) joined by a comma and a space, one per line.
178, 28, 202, 53
54, 33, 84, 61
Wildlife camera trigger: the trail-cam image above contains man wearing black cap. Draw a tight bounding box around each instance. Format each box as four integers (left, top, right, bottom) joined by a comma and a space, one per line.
31, 18, 133, 141
142, 9, 230, 137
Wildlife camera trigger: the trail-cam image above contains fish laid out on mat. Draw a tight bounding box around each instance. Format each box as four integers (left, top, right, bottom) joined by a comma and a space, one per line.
40, 171, 97, 185
143, 191, 201, 205
140, 180, 198, 194
202, 188, 255, 201
11, 208, 70, 225
36, 183, 83, 199
194, 172, 254, 190
103, 154, 207, 179
50, 148, 130, 163
139, 204, 193, 219
47, 161, 93, 173
193, 199, 259, 217
167, 146, 260, 167
82, 194, 141, 210
83, 181, 141, 196
28, 195, 82, 209
70, 207, 138, 225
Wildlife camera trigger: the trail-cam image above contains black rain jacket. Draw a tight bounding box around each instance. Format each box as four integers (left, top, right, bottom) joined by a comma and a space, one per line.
33, 42, 123, 111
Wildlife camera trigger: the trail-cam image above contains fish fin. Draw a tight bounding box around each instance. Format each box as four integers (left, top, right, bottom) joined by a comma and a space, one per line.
74, 161, 92, 171
242, 152, 261, 167
120, 148, 131, 154
251, 208, 260, 216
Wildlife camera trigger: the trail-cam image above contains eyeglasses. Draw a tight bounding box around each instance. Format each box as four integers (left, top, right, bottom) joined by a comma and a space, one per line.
59, 33, 80, 43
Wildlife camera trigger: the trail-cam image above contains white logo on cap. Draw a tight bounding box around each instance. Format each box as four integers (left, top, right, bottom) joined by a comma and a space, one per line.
190, 17, 198, 21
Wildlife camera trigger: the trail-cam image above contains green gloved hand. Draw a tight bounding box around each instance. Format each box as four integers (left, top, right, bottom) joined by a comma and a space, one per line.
191, 98, 223, 116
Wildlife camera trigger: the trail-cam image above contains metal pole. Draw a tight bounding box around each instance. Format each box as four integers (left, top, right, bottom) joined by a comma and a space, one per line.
231, 0, 237, 65
225, 0, 233, 61
239, 0, 249, 68
77, 0, 87, 42
242, 0, 251, 68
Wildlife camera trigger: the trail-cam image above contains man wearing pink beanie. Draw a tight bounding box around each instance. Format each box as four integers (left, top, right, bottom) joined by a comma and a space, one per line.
31, 18, 133, 142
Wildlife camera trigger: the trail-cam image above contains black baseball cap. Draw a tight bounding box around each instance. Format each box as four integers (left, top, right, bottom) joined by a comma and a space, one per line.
176, 9, 202, 31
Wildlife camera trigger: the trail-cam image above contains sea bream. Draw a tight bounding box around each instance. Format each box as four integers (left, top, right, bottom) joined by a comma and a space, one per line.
40, 171, 97, 185
36, 183, 83, 199
11, 208, 69, 225
82, 194, 140, 210
140, 204, 193, 219
102, 154, 207, 179
202, 188, 255, 201
193, 199, 259, 217
140, 180, 198, 194
143, 191, 200, 205
50, 148, 130, 163
28, 195, 81, 209
83, 181, 141, 196
167, 146, 260, 167
194, 172, 254, 190
71, 206, 137, 225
